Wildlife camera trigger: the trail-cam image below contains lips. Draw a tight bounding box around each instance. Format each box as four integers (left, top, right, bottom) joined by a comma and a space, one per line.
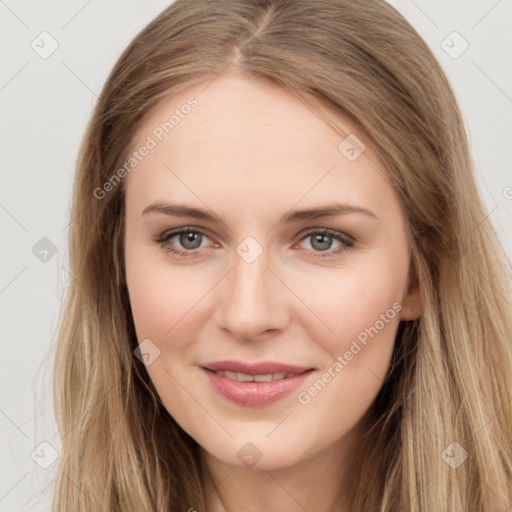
200, 360, 315, 407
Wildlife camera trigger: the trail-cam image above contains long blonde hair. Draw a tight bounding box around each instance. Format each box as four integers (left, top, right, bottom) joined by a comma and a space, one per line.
52, 0, 512, 510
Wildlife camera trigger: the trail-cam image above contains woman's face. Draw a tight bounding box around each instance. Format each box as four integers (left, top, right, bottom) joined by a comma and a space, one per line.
123, 74, 420, 470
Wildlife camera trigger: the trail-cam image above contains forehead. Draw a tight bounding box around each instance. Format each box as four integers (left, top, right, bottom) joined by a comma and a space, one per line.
130, 73, 375, 158
124, 74, 393, 218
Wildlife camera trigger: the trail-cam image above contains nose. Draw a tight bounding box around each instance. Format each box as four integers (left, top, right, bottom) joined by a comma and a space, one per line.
214, 243, 290, 341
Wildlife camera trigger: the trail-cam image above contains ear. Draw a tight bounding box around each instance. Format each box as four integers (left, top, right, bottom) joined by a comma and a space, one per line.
400, 257, 422, 321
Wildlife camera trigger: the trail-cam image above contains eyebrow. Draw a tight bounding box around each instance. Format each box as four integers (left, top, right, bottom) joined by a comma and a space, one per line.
142, 201, 378, 223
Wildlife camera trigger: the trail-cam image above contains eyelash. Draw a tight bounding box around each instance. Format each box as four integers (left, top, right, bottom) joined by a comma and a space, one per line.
155, 226, 355, 259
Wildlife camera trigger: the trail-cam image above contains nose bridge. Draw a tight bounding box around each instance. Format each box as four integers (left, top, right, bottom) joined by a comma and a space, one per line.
216, 237, 287, 339
232, 244, 269, 300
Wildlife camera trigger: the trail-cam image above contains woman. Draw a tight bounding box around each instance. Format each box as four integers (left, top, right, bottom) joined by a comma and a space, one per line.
52, 0, 512, 510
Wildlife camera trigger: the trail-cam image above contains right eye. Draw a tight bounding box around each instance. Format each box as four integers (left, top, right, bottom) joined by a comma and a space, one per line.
156, 227, 215, 256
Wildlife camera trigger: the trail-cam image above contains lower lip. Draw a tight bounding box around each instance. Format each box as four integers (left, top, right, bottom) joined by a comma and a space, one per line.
201, 367, 314, 407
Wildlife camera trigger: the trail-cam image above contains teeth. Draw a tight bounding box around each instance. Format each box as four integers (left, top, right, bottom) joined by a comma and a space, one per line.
254, 373, 273, 382
236, 372, 254, 382
213, 370, 296, 382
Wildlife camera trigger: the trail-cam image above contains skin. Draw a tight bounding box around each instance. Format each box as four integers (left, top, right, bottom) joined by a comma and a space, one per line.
123, 74, 421, 511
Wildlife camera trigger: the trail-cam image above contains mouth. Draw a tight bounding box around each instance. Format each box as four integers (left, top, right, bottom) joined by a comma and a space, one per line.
199, 360, 316, 407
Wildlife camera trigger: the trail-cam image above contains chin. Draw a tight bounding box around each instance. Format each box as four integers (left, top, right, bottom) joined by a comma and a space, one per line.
198, 433, 314, 471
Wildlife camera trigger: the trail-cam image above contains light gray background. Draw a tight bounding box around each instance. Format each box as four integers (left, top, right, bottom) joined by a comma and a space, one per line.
1, 1, 511, 510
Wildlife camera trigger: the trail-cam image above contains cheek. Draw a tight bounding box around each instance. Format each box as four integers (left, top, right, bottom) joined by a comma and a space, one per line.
326, 277, 401, 354
297, 253, 407, 354
290, 253, 406, 428
291, 253, 405, 412
125, 249, 209, 344
125, 258, 211, 430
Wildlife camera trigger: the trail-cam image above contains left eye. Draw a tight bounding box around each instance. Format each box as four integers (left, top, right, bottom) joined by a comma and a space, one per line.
298, 230, 352, 253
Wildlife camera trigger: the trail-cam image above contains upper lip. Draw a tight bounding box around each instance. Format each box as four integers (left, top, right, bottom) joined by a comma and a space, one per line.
201, 360, 314, 375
